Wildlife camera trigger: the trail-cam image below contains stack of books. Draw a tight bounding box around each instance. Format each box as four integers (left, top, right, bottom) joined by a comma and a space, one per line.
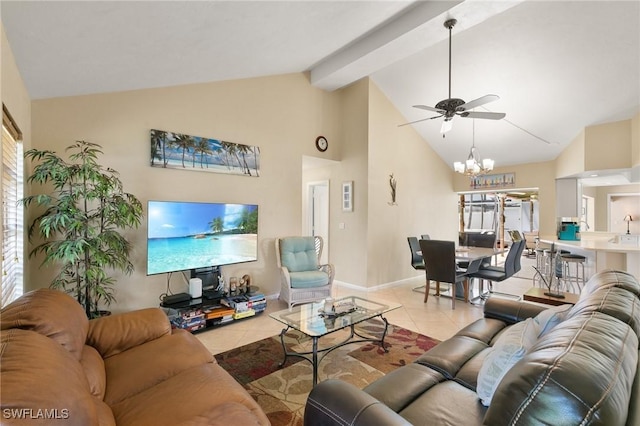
170, 308, 206, 332
222, 293, 267, 320
203, 306, 235, 326
222, 295, 249, 311
247, 293, 266, 313
232, 309, 256, 320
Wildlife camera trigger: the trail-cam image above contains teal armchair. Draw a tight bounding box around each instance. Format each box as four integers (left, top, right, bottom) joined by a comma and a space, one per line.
275, 236, 335, 309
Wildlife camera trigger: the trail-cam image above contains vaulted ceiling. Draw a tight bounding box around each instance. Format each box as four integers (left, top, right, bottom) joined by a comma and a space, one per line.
2, 1, 639, 171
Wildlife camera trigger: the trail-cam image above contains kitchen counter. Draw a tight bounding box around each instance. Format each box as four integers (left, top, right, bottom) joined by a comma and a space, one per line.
540, 238, 640, 253
539, 235, 639, 280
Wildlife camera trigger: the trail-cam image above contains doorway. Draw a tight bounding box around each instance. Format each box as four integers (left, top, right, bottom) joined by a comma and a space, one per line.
581, 195, 595, 231
307, 180, 330, 264
458, 189, 539, 246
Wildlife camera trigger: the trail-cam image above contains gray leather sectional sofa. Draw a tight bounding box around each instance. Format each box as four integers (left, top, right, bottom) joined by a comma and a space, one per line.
304, 270, 640, 426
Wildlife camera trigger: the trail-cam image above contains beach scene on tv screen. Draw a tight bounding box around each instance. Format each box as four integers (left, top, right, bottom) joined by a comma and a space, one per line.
147, 201, 258, 275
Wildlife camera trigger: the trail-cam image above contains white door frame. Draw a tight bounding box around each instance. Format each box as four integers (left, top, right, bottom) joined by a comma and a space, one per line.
306, 180, 330, 264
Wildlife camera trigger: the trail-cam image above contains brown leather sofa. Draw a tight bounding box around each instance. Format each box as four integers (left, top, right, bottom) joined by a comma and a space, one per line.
0, 289, 269, 425
304, 270, 640, 425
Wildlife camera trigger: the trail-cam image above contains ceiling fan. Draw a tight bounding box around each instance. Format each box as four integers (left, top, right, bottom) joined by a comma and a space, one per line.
401, 19, 506, 135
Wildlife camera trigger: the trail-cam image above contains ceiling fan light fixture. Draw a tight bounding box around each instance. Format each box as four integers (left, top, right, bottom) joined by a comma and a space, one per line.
441, 119, 454, 134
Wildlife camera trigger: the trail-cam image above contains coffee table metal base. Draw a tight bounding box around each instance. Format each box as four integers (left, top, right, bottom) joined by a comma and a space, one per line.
277, 316, 390, 386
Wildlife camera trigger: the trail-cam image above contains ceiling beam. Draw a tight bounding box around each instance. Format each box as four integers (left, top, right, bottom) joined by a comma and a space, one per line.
310, 0, 525, 91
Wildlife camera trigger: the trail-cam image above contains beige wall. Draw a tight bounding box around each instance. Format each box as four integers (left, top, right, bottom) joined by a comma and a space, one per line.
557, 117, 637, 177
556, 129, 586, 178
29, 73, 344, 311
1, 26, 31, 135
367, 81, 457, 286
585, 119, 633, 171
1, 24, 32, 288
327, 79, 370, 286
632, 112, 640, 167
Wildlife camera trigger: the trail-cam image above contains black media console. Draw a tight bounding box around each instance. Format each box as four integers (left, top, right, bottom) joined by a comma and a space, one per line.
160, 287, 266, 333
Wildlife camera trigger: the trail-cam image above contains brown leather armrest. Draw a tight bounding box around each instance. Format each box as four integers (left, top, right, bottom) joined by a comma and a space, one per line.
87, 308, 171, 359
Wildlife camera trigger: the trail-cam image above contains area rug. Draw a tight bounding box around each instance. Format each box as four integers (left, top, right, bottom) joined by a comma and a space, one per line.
214, 319, 439, 426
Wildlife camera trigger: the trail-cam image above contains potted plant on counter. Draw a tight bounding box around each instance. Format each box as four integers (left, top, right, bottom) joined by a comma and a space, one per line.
21, 141, 143, 318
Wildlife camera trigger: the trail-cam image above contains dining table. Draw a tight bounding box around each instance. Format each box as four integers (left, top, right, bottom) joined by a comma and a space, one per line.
418, 246, 504, 262
418, 245, 505, 301
455, 246, 505, 263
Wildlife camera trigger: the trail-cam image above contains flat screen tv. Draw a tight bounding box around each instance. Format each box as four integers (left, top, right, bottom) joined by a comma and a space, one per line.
147, 200, 258, 275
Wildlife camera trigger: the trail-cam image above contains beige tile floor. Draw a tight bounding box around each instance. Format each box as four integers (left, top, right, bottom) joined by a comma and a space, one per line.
196, 255, 539, 355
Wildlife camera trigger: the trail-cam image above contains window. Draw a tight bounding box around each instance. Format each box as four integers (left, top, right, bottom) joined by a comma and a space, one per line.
2, 104, 24, 307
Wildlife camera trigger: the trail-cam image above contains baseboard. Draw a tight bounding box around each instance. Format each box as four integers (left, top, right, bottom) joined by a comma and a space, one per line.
334, 275, 423, 293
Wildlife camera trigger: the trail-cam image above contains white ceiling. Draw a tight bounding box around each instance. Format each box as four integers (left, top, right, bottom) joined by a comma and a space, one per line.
2, 0, 639, 171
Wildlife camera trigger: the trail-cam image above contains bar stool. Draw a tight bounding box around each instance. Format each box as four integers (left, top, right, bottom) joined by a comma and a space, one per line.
560, 253, 586, 293
534, 247, 547, 287
539, 248, 570, 287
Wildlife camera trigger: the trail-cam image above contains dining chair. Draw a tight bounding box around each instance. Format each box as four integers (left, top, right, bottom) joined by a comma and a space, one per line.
467, 231, 497, 249
407, 237, 425, 272
458, 230, 496, 266
419, 239, 475, 309
468, 234, 526, 301
409, 236, 442, 295
523, 231, 539, 258
506, 230, 525, 277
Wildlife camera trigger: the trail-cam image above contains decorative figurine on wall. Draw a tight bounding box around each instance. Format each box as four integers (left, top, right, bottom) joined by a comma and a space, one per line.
389, 173, 397, 205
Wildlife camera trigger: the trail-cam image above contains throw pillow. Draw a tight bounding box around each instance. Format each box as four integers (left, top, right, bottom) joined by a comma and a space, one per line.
533, 304, 572, 337
476, 318, 538, 406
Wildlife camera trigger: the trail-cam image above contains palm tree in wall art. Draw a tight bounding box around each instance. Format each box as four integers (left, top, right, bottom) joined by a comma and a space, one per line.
150, 129, 168, 167
194, 138, 214, 168
150, 129, 260, 177
172, 133, 195, 168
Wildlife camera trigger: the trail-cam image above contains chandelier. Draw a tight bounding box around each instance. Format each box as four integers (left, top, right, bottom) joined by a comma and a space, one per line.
453, 120, 494, 176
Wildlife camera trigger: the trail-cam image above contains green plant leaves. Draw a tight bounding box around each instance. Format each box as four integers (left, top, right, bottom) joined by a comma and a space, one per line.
20, 141, 143, 318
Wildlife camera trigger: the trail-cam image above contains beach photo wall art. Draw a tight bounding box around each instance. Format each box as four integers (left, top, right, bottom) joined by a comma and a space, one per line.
150, 129, 260, 177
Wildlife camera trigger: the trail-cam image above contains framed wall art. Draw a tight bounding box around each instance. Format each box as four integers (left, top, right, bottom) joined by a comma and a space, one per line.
150, 129, 260, 177
342, 181, 353, 212
470, 172, 515, 189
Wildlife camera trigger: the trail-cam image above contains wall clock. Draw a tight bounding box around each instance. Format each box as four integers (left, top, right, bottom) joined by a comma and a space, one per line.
315, 136, 328, 152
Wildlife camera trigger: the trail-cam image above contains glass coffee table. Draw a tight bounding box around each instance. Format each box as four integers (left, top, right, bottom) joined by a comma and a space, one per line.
269, 296, 400, 386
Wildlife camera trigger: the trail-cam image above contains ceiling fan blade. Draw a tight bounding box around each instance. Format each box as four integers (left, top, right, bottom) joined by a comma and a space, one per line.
413, 104, 446, 113
398, 114, 443, 127
462, 111, 506, 120
457, 94, 500, 111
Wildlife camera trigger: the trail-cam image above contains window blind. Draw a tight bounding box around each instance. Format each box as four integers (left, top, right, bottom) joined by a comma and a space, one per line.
2, 105, 23, 307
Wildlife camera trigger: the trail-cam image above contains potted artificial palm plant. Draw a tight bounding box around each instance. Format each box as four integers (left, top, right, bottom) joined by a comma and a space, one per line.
21, 141, 143, 318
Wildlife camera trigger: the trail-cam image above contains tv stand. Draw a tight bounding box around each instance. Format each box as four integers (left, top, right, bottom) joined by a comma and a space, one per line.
160, 288, 266, 333
191, 266, 221, 291
203, 289, 225, 300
